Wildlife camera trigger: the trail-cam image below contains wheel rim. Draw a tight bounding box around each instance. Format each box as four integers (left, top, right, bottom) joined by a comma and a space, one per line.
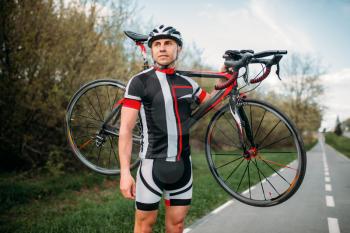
66, 81, 141, 175
206, 101, 306, 206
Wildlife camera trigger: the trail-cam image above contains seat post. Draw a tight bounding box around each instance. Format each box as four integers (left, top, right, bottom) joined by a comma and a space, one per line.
136, 42, 149, 70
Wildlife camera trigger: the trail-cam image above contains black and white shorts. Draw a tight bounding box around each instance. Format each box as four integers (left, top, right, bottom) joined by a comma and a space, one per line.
135, 155, 193, 211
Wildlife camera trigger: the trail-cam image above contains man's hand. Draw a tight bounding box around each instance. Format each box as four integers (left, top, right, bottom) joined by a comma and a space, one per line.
120, 172, 136, 199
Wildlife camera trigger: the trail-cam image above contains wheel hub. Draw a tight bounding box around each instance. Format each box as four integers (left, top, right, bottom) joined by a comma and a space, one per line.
243, 147, 258, 160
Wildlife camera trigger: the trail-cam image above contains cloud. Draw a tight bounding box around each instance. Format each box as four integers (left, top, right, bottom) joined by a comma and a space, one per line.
186, 0, 315, 69
320, 68, 350, 130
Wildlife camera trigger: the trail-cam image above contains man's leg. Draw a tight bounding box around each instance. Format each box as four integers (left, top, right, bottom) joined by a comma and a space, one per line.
165, 205, 190, 233
134, 209, 158, 233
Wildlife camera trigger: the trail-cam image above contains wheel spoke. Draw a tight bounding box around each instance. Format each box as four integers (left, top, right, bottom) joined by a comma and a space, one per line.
237, 160, 250, 192
247, 160, 251, 199
254, 109, 266, 139
257, 156, 297, 171
225, 158, 244, 182
252, 158, 267, 200
86, 95, 103, 121
97, 146, 102, 165
258, 134, 292, 150
258, 120, 281, 149
216, 156, 244, 169
260, 159, 291, 185
94, 88, 105, 120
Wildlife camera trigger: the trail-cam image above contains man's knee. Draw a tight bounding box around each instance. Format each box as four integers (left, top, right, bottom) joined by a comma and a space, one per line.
135, 210, 158, 233
166, 218, 185, 233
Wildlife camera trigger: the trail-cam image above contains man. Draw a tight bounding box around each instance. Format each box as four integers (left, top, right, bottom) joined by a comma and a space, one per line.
118, 25, 212, 233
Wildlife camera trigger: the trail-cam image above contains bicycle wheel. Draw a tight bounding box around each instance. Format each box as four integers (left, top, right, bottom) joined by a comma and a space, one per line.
205, 99, 306, 207
66, 79, 141, 175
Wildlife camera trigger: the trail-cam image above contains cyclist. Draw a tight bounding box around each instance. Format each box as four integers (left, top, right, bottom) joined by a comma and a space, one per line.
118, 25, 213, 233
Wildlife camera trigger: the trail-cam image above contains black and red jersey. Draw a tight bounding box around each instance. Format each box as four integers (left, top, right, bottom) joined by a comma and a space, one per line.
123, 67, 207, 160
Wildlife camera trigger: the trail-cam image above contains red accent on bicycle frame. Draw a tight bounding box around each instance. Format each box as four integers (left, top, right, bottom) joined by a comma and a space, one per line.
123, 98, 141, 110
190, 70, 233, 80
113, 98, 124, 109
171, 85, 193, 160
204, 84, 234, 114
136, 42, 146, 53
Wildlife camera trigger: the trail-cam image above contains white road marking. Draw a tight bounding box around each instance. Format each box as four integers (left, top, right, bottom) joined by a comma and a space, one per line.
326, 195, 335, 207
325, 184, 332, 192
328, 217, 341, 233
211, 200, 234, 214
325, 171, 330, 176
325, 177, 331, 182
183, 228, 192, 233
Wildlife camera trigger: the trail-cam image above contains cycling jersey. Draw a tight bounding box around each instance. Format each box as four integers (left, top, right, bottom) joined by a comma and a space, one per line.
123, 66, 207, 160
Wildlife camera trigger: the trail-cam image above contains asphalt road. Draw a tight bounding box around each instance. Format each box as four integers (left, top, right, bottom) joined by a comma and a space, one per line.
185, 134, 350, 233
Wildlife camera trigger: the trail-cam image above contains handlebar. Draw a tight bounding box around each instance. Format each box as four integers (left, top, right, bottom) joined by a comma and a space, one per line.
214, 50, 287, 90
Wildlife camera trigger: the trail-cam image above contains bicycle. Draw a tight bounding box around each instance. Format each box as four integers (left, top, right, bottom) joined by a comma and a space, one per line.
65, 30, 306, 207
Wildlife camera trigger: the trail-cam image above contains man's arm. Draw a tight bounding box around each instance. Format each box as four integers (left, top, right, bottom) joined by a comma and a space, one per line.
118, 106, 139, 199
200, 65, 227, 104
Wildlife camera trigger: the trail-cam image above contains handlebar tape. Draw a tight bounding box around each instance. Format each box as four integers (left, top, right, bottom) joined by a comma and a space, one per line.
250, 67, 271, 84
215, 71, 238, 90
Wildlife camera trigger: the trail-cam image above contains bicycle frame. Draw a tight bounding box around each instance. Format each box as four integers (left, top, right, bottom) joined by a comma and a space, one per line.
100, 41, 256, 155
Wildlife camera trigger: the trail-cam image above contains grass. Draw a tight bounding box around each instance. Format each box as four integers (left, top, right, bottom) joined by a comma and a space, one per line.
0, 155, 230, 233
0, 148, 304, 233
325, 132, 350, 158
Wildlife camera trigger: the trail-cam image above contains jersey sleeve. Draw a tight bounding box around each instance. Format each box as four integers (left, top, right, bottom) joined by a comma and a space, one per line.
124, 75, 145, 101
123, 75, 144, 110
191, 80, 207, 104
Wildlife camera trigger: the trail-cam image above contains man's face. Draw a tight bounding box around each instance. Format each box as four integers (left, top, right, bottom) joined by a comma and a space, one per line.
151, 38, 181, 67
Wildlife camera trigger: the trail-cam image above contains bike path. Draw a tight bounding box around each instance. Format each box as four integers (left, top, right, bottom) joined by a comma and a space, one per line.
185, 135, 350, 233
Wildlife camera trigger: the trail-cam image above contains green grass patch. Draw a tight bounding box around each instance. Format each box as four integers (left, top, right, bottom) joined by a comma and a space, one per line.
0, 151, 300, 233
325, 132, 350, 158
0, 155, 230, 233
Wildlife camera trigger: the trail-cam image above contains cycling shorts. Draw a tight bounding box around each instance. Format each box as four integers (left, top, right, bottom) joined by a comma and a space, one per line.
135, 155, 193, 211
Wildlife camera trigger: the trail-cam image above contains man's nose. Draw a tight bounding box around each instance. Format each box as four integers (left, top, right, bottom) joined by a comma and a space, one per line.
159, 44, 166, 51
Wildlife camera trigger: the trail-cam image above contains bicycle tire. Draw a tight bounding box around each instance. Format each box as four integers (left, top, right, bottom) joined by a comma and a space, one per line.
205, 99, 306, 207
65, 79, 141, 175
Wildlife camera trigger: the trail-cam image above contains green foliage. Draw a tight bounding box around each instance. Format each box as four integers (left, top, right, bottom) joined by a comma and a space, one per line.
0, 0, 140, 171
334, 116, 343, 136
325, 132, 350, 158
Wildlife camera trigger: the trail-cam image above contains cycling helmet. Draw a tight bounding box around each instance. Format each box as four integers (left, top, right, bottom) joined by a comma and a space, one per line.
147, 25, 183, 48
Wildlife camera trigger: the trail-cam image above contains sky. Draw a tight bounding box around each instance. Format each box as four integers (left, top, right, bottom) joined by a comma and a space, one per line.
130, 0, 350, 131
72, 0, 350, 130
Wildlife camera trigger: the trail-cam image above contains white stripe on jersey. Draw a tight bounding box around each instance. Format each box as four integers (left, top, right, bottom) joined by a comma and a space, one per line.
124, 67, 153, 100
155, 71, 178, 158
139, 105, 149, 158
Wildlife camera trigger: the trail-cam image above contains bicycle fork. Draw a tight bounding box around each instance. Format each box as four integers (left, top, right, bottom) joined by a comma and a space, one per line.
229, 93, 257, 159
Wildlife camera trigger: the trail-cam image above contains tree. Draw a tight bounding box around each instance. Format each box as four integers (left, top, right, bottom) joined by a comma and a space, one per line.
334, 116, 343, 136
279, 54, 324, 143
0, 0, 139, 172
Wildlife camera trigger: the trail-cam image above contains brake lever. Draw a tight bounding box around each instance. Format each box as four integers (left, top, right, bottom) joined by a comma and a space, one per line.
276, 63, 281, 80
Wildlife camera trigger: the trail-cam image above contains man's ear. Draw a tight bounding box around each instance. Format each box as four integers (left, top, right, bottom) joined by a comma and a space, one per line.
177, 46, 182, 53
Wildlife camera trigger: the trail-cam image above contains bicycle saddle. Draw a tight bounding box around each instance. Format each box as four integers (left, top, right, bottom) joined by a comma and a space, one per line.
124, 31, 148, 43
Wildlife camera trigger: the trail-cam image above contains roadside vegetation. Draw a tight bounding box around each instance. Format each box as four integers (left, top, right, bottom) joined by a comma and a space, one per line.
325, 132, 350, 158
